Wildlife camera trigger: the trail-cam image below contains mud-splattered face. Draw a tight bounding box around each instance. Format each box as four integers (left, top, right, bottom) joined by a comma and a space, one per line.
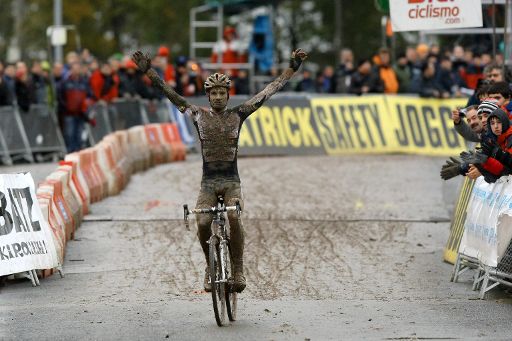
208, 87, 229, 112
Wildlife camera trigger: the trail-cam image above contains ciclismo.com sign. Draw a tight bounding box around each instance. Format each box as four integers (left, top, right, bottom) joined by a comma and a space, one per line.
390, 0, 483, 32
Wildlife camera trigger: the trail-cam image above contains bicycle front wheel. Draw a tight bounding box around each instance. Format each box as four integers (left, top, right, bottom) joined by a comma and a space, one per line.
209, 235, 226, 326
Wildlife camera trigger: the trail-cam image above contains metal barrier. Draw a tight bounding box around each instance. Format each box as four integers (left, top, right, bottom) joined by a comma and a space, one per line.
141, 99, 170, 124
0, 106, 34, 162
87, 102, 113, 145
20, 104, 66, 159
86, 99, 171, 146
108, 99, 149, 130
0, 129, 12, 165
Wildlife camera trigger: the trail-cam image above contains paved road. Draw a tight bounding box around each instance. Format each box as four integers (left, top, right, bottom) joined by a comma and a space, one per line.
1, 155, 511, 340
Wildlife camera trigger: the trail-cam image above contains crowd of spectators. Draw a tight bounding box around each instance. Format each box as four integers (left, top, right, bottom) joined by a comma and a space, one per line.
298, 43, 509, 99
0, 39, 509, 152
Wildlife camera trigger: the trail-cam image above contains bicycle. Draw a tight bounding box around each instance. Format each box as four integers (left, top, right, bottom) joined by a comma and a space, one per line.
183, 195, 241, 326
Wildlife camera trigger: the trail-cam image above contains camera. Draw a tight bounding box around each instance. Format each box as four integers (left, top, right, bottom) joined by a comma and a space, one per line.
459, 107, 468, 117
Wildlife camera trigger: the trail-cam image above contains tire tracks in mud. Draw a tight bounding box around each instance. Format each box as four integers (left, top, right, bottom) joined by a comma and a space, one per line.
107, 218, 411, 300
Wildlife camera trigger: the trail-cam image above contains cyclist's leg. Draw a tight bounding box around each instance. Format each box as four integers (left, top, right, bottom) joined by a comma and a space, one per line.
196, 182, 216, 273
224, 181, 246, 292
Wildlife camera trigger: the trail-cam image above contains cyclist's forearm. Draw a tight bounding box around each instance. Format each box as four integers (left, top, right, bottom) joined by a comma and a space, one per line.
240, 68, 294, 114
146, 68, 189, 112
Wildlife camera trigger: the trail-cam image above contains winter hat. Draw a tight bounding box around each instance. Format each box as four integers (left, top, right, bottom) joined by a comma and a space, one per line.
477, 100, 499, 117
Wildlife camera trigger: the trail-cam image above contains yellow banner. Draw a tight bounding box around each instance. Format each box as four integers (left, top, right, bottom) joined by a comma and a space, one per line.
310, 95, 468, 156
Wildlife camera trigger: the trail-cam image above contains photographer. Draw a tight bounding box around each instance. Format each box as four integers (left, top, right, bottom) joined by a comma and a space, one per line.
452, 105, 480, 142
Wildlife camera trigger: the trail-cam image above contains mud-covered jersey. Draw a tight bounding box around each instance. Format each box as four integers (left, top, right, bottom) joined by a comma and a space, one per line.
146, 67, 295, 180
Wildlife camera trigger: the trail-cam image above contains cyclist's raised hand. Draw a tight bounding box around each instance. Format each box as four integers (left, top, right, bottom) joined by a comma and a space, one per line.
290, 49, 308, 71
132, 51, 151, 73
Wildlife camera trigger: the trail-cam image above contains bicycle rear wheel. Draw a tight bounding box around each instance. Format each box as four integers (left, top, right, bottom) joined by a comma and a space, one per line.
225, 242, 237, 321
209, 236, 226, 326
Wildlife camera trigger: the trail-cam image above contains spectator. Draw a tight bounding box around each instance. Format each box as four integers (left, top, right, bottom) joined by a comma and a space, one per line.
334, 48, 355, 93
416, 43, 429, 63
0, 76, 11, 106
155, 45, 176, 88
319, 66, 335, 93
63, 51, 80, 78
409, 62, 442, 98
15, 62, 35, 112
436, 56, 464, 98
211, 26, 246, 76
394, 53, 411, 93
295, 69, 315, 93
89, 62, 120, 102
119, 59, 153, 99
484, 63, 504, 83
451, 45, 467, 72
348, 58, 383, 95
52, 62, 65, 84
234, 69, 250, 95
31, 61, 48, 105
451, 104, 482, 143
375, 47, 398, 94
487, 81, 512, 115
460, 51, 484, 90
3, 64, 16, 102
406, 46, 422, 80
58, 62, 90, 152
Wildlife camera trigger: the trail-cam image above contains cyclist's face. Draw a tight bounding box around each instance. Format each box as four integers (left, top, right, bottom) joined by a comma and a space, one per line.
209, 87, 228, 112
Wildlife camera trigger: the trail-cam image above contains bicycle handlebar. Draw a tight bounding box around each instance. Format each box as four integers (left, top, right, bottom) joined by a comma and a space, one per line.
184, 201, 241, 224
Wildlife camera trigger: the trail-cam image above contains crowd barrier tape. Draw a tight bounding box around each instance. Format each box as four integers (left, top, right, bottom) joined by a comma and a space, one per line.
0, 173, 60, 277
184, 94, 468, 157
0, 122, 188, 281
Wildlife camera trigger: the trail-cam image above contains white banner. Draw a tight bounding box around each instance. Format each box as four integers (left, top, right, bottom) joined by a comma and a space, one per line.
390, 0, 483, 32
459, 176, 512, 267
0, 173, 59, 276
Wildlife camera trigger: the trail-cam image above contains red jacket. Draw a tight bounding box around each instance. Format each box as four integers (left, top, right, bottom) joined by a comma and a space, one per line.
90, 70, 119, 102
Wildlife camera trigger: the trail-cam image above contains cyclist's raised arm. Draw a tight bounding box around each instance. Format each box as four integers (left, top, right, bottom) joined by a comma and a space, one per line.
235, 49, 307, 118
132, 51, 197, 115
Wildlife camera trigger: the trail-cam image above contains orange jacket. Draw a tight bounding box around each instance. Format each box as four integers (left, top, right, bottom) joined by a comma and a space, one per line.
379, 66, 399, 94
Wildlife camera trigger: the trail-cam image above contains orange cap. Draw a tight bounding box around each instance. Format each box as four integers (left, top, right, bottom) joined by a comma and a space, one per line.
157, 46, 169, 57
125, 59, 137, 69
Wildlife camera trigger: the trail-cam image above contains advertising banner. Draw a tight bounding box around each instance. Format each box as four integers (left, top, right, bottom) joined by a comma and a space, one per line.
178, 94, 467, 157
459, 177, 512, 267
0, 173, 59, 276
390, 0, 483, 32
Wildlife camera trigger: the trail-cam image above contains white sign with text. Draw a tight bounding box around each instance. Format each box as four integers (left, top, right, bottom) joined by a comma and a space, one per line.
390, 0, 483, 32
0, 173, 59, 276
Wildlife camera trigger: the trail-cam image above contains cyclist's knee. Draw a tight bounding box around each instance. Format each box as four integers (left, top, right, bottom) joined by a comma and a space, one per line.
226, 197, 243, 210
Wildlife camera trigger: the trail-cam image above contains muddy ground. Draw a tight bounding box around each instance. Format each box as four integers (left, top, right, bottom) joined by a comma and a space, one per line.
1, 155, 511, 340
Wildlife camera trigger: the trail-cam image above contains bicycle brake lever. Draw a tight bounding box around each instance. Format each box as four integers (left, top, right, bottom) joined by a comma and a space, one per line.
183, 204, 189, 221
235, 200, 241, 216
183, 205, 191, 231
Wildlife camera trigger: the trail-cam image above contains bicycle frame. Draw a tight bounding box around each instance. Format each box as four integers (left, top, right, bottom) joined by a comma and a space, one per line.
183, 196, 241, 326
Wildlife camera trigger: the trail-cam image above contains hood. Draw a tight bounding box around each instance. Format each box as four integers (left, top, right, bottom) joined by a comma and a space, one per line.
487, 108, 511, 134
